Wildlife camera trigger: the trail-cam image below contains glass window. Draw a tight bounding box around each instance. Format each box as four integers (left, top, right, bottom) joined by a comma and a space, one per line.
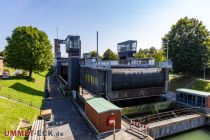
188, 94, 192, 105
202, 97, 206, 107
179, 92, 183, 102
132, 42, 137, 51
192, 95, 195, 105
197, 96, 202, 106
183, 93, 187, 102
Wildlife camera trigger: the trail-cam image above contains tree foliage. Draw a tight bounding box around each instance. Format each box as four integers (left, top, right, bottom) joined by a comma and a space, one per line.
102, 49, 119, 60
0, 50, 5, 57
134, 47, 165, 62
5, 26, 53, 77
89, 51, 97, 57
89, 51, 102, 59
162, 17, 210, 74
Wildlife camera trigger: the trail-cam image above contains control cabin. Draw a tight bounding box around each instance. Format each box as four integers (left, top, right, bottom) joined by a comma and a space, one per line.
176, 88, 210, 108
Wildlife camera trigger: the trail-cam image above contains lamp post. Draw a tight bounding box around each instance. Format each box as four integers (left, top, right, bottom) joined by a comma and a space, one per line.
203, 36, 210, 80
165, 41, 169, 93
166, 41, 169, 66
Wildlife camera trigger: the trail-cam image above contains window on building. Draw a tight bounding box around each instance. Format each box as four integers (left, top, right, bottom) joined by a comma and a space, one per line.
176, 93, 179, 101
179, 92, 183, 102
188, 94, 192, 105
192, 95, 195, 105
202, 97, 206, 107
183, 93, 187, 103
197, 96, 202, 106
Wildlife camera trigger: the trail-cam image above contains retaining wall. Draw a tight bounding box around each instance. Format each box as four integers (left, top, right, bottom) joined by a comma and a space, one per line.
148, 114, 205, 139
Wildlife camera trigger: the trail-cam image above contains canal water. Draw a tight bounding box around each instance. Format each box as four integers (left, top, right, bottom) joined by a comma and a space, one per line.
162, 126, 210, 140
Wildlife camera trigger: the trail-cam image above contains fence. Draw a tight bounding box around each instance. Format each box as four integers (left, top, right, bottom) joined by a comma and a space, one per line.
131, 107, 200, 125
0, 92, 41, 108
81, 59, 172, 69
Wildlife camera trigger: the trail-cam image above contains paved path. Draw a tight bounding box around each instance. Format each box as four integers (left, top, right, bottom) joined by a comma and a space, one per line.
42, 76, 97, 140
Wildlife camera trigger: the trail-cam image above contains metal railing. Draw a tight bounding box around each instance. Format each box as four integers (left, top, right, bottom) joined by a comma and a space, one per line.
81, 59, 172, 69
131, 107, 200, 125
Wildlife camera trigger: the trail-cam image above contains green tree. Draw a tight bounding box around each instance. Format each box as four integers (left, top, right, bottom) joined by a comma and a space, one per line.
152, 49, 165, 62
204, 37, 210, 67
89, 51, 97, 57
5, 26, 53, 78
134, 49, 148, 58
162, 17, 210, 74
149, 46, 157, 56
0, 50, 5, 57
102, 49, 119, 60
135, 47, 165, 62
89, 51, 103, 60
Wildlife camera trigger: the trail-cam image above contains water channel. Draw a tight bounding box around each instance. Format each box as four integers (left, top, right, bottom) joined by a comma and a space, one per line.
162, 126, 210, 140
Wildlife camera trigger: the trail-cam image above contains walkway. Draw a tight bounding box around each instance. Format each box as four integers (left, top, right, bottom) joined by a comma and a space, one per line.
42, 76, 97, 140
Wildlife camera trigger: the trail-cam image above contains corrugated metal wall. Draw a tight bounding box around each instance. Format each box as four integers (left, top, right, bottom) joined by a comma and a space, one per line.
112, 68, 165, 90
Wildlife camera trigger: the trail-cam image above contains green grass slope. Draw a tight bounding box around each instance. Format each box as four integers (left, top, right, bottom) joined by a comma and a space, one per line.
0, 71, 47, 107
169, 75, 193, 91
0, 98, 40, 140
192, 80, 210, 92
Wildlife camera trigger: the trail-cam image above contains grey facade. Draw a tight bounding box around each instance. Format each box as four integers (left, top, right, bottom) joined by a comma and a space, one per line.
80, 59, 166, 101
55, 37, 169, 101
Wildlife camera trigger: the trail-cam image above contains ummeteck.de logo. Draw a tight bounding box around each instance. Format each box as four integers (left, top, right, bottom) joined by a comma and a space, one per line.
4, 130, 64, 137
5, 130, 34, 137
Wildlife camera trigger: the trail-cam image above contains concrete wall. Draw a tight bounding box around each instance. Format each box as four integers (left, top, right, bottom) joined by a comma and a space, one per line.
149, 115, 205, 139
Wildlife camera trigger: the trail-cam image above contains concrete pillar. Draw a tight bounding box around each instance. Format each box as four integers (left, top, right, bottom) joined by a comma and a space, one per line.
106, 69, 113, 100
68, 50, 80, 91
54, 39, 61, 75
165, 68, 169, 93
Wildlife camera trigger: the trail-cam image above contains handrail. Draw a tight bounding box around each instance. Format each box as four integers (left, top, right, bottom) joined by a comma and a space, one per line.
81, 59, 172, 69
131, 107, 199, 125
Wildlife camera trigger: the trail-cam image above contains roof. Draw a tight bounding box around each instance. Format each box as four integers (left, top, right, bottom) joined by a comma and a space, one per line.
117, 40, 137, 45
86, 98, 121, 113
176, 88, 210, 97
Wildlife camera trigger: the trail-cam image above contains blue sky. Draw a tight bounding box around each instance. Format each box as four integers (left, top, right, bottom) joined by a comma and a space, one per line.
0, 0, 210, 57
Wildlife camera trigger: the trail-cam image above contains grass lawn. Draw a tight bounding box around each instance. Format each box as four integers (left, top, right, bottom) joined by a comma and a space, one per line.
0, 70, 48, 107
169, 75, 193, 91
0, 98, 40, 140
192, 80, 210, 92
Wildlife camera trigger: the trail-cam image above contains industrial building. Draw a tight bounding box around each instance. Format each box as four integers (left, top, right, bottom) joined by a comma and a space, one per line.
54, 35, 171, 134
55, 35, 170, 101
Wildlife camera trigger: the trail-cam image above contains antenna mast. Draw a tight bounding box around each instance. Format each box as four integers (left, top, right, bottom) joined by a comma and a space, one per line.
96, 31, 99, 61
56, 28, 58, 39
